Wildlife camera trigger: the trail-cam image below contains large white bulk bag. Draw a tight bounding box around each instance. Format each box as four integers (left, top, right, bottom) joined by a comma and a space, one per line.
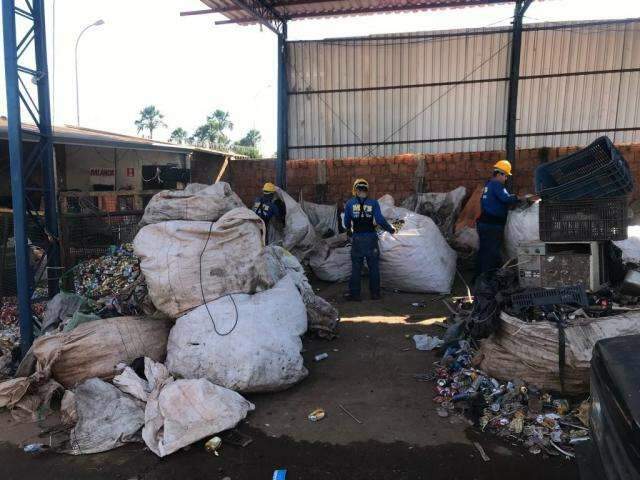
504, 201, 540, 259
614, 225, 640, 264
271, 188, 318, 260
67, 378, 145, 455
140, 182, 244, 226
263, 245, 339, 338
134, 208, 272, 318
309, 234, 352, 283
378, 195, 457, 293
300, 199, 339, 238
166, 275, 308, 393
142, 378, 254, 458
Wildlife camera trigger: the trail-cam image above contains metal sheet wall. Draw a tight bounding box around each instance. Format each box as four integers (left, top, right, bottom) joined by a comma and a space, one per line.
287, 20, 640, 160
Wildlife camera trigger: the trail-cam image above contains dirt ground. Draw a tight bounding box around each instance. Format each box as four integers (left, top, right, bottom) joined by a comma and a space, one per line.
0, 275, 579, 480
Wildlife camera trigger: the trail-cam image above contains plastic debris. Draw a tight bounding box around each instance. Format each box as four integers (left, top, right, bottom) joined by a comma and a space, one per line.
314, 353, 329, 362
72, 244, 154, 317
308, 408, 325, 422
0, 297, 45, 379
431, 339, 589, 457
204, 436, 222, 456
23, 443, 45, 453
412, 334, 444, 351
473, 441, 490, 462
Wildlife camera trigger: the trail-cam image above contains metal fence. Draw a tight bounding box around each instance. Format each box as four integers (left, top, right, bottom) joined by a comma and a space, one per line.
59, 210, 143, 267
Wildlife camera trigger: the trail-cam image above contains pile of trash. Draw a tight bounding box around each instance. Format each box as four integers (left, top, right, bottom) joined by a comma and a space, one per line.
0, 297, 46, 379
71, 244, 154, 317
401, 186, 467, 239
0, 181, 340, 459
432, 340, 589, 458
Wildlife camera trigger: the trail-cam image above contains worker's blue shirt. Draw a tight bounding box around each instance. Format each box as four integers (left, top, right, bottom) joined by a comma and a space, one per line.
344, 197, 394, 236
252, 195, 281, 224
480, 179, 518, 223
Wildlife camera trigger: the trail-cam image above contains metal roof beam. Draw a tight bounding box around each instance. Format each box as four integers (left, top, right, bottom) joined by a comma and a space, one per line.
214, 0, 511, 24
199, 0, 508, 17
224, 0, 286, 34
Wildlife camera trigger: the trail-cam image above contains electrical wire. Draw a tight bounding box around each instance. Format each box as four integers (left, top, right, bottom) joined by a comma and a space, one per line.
198, 218, 240, 336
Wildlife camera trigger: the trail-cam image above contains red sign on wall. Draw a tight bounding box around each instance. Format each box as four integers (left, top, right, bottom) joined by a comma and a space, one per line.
126, 167, 135, 177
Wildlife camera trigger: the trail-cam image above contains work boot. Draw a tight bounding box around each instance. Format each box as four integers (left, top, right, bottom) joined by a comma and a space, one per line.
344, 292, 362, 302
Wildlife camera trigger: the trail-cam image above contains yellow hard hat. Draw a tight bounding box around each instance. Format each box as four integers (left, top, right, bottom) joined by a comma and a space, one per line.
493, 160, 512, 176
263, 182, 277, 193
352, 178, 369, 195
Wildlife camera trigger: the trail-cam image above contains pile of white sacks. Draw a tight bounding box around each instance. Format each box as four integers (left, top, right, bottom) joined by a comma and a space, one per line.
0, 182, 338, 458
305, 191, 458, 293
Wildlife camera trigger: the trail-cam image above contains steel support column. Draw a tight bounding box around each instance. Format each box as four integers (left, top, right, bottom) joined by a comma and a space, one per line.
505, 0, 532, 169
2, 0, 32, 354
33, 0, 60, 300
276, 22, 288, 188
2, 0, 60, 356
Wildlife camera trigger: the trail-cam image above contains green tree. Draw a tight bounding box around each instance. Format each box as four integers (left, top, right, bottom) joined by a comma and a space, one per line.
208, 109, 233, 132
134, 105, 166, 139
192, 109, 234, 149
237, 129, 262, 147
169, 127, 188, 144
232, 145, 261, 159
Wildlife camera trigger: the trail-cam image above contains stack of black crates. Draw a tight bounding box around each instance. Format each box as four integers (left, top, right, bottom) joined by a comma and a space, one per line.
536, 136, 633, 243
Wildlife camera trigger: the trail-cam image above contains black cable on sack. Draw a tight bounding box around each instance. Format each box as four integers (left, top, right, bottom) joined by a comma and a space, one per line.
197, 214, 240, 336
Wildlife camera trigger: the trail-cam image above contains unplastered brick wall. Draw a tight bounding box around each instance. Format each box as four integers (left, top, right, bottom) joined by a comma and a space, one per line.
225, 144, 640, 207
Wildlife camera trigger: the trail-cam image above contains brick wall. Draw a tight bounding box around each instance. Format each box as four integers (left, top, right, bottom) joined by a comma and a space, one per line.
224, 144, 640, 206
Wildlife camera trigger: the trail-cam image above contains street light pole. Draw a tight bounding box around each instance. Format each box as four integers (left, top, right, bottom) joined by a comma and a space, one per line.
74, 19, 104, 126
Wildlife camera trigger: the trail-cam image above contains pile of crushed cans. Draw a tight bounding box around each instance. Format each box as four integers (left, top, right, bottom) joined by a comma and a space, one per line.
73, 244, 140, 300
72, 244, 153, 316
0, 297, 46, 379
432, 340, 589, 458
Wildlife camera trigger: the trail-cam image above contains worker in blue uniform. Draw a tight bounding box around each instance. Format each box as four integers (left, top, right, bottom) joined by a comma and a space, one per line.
344, 178, 396, 301
476, 160, 521, 278
252, 182, 284, 243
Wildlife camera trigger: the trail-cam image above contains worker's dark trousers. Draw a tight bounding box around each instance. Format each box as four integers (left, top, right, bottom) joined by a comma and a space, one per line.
349, 234, 380, 298
476, 222, 505, 278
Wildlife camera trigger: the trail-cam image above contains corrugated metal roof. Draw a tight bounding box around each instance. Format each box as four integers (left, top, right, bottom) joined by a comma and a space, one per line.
0, 118, 243, 157
199, 0, 514, 24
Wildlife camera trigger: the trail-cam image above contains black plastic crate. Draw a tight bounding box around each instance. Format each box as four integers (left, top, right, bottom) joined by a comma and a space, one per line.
535, 136, 634, 200
539, 196, 628, 242
511, 285, 588, 311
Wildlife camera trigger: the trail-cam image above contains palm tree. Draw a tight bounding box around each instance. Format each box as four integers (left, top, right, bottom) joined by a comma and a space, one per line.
208, 109, 233, 132
134, 105, 166, 139
192, 124, 210, 147
169, 127, 188, 144
237, 129, 262, 147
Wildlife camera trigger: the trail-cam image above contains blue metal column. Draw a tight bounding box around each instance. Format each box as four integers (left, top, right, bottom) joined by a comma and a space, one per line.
505, 0, 532, 170
276, 22, 288, 188
2, 0, 34, 354
33, 0, 60, 298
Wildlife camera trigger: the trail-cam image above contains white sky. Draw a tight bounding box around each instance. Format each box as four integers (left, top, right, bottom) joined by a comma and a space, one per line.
1, 0, 639, 156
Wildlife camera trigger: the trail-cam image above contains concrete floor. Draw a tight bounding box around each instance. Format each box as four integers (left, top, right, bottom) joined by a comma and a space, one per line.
0, 276, 579, 479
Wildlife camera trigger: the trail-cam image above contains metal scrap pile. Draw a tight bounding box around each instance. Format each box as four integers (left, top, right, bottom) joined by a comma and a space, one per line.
390, 219, 405, 233
73, 244, 154, 317
432, 340, 589, 458
0, 297, 46, 379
